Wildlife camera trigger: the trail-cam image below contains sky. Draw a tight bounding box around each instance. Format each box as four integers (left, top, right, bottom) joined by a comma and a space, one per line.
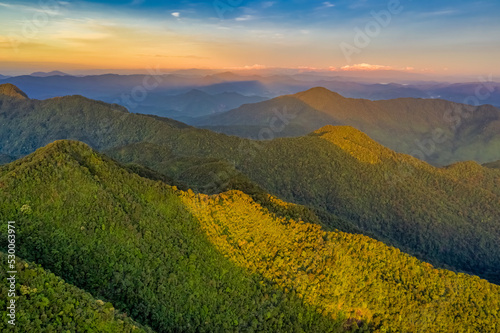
0, 0, 499, 77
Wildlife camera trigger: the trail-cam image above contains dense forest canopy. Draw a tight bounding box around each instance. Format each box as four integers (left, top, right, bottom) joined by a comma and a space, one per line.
0, 140, 499, 332
1, 86, 499, 285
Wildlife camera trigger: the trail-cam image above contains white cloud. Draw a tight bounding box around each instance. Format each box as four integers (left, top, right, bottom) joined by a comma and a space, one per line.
323, 2, 335, 8
339, 63, 415, 72
235, 15, 254, 21
171, 12, 180, 18
340, 63, 393, 71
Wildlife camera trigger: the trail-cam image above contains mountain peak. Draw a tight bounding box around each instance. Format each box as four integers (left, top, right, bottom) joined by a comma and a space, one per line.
311, 125, 391, 164
293, 87, 344, 100
32, 140, 94, 160
0, 83, 29, 99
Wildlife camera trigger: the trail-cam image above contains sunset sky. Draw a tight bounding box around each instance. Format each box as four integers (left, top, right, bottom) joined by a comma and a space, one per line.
0, 0, 499, 77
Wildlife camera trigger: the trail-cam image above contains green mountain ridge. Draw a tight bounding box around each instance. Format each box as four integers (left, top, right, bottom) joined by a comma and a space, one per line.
1, 140, 499, 332
1, 84, 499, 285
195, 87, 500, 165
0, 140, 351, 332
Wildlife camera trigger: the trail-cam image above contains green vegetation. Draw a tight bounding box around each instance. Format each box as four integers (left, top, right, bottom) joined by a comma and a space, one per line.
195, 87, 500, 166
183, 190, 500, 333
107, 127, 500, 284
0, 253, 152, 332
1, 140, 499, 332
1, 84, 499, 286
0, 141, 352, 332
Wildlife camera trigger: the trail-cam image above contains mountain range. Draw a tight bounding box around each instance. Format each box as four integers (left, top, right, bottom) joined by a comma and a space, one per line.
1, 139, 499, 332
195, 87, 500, 165
1, 84, 499, 287
1, 71, 499, 108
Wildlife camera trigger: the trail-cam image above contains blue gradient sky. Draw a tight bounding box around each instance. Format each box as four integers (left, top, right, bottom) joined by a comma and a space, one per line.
0, 0, 499, 76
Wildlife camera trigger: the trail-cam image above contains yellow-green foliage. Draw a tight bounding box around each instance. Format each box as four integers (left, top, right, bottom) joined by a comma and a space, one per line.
182, 190, 500, 333
0, 141, 353, 333
313, 126, 387, 164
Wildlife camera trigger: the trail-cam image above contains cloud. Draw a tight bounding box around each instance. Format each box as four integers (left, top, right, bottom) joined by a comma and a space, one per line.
322, 2, 335, 8
235, 15, 254, 21
340, 63, 394, 71
171, 12, 180, 18
130, 0, 145, 5
340, 63, 416, 72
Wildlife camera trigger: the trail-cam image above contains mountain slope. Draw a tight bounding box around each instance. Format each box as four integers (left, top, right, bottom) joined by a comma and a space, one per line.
196, 87, 500, 165
1, 140, 499, 332
0, 140, 351, 332
1, 85, 499, 285
0, 253, 152, 332
0, 83, 29, 100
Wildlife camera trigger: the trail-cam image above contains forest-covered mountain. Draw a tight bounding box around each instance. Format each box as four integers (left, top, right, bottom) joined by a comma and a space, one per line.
0, 84, 499, 285
0, 140, 499, 332
0, 253, 153, 332
195, 87, 500, 165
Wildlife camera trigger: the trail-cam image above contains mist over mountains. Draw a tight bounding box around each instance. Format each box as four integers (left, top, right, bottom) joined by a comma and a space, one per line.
1, 71, 499, 110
